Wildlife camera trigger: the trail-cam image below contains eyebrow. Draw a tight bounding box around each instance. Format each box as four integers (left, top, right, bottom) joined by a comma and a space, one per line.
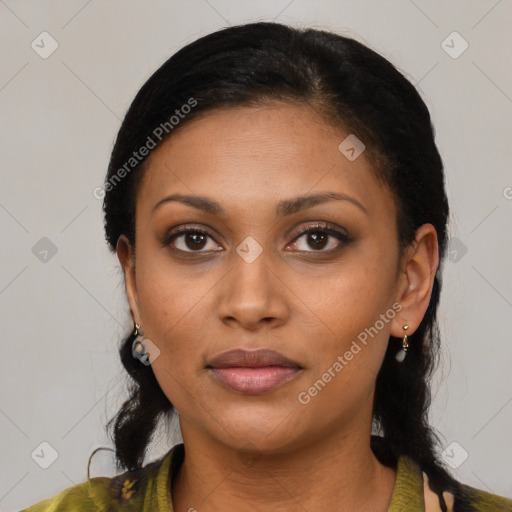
151, 191, 368, 217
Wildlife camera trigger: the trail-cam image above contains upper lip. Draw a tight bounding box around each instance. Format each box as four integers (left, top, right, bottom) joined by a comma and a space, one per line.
206, 348, 302, 369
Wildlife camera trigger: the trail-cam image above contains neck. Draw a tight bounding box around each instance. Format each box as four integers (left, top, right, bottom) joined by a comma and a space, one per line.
171, 424, 397, 512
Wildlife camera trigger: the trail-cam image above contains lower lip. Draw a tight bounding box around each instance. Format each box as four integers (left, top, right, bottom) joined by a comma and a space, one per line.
209, 366, 301, 394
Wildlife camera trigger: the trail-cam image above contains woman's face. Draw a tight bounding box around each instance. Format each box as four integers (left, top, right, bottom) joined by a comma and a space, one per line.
121, 104, 413, 455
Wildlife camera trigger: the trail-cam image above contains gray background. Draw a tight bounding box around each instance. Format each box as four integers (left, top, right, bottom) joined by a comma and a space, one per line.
1, 1, 511, 510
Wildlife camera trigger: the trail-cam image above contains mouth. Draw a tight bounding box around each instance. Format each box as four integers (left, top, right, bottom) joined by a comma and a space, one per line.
206, 348, 303, 394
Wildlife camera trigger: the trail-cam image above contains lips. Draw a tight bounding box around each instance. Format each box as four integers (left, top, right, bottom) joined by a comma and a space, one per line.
206, 348, 303, 394
207, 348, 301, 369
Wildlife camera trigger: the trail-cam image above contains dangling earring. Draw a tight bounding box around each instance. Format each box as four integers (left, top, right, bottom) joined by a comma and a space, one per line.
132, 323, 149, 365
395, 325, 409, 363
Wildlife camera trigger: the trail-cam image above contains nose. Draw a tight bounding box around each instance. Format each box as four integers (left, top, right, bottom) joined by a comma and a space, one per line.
217, 250, 289, 331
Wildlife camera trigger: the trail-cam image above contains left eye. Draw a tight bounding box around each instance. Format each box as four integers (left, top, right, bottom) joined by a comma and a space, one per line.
287, 226, 348, 252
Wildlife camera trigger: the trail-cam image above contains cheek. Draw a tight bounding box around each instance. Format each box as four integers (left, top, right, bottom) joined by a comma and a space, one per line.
292, 257, 397, 418
135, 241, 205, 329
134, 262, 212, 410
133, 250, 219, 378
301, 249, 398, 353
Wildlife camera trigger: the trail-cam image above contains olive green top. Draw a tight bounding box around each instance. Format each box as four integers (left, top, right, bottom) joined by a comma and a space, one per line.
20, 442, 512, 511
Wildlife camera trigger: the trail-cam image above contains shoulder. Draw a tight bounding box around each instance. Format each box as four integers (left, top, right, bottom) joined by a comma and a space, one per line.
19, 452, 170, 512
457, 482, 512, 512
422, 470, 512, 512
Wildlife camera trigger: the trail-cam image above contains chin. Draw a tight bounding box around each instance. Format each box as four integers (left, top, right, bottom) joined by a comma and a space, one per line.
209, 401, 308, 454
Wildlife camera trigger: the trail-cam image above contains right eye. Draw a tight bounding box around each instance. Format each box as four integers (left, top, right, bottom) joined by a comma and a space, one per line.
164, 227, 223, 253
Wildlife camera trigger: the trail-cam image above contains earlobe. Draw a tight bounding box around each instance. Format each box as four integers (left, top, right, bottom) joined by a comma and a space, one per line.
390, 224, 439, 338
116, 235, 141, 325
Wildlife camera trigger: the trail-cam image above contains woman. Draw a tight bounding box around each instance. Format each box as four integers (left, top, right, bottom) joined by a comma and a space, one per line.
22, 21, 512, 512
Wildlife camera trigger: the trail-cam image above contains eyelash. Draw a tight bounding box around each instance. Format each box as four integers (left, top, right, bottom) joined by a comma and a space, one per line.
293, 224, 350, 246
162, 223, 351, 254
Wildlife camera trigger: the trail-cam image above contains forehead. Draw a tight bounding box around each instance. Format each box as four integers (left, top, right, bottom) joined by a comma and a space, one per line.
137, 104, 392, 216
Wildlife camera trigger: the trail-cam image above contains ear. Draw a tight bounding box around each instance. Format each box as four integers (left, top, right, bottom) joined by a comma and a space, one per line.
390, 224, 439, 338
116, 235, 141, 326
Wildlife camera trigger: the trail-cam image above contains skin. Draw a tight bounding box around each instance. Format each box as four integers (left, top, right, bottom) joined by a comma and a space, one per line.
117, 103, 439, 512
